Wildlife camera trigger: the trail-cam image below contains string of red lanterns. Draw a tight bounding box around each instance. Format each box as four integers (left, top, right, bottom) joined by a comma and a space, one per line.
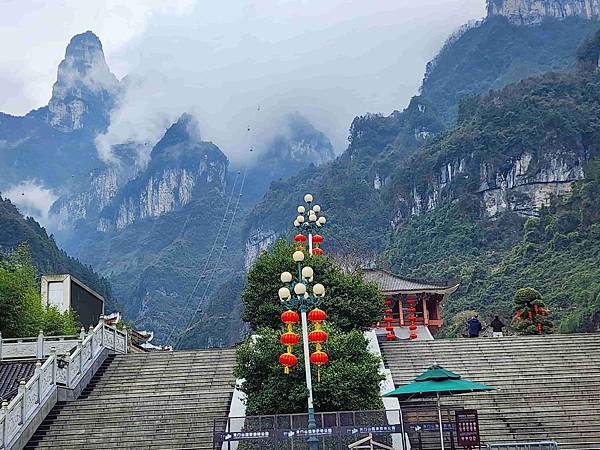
308, 307, 328, 382
279, 309, 300, 374
312, 234, 324, 255
383, 298, 395, 341
407, 297, 418, 340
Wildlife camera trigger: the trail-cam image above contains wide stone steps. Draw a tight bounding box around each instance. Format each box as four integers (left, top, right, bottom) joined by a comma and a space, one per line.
381, 333, 600, 450
25, 348, 236, 449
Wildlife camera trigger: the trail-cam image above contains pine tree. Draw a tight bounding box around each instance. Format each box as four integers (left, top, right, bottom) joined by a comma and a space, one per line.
512, 288, 553, 335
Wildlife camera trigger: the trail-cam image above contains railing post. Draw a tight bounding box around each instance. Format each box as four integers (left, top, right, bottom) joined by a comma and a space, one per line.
65, 355, 72, 388
78, 341, 83, 375
113, 327, 117, 351
89, 327, 95, 359
79, 327, 85, 341
50, 347, 57, 384
37, 330, 44, 360
18, 381, 26, 424
2, 400, 9, 448
35, 362, 42, 404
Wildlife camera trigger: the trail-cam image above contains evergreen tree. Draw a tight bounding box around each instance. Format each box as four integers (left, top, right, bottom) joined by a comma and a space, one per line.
512, 288, 554, 335
0, 243, 79, 337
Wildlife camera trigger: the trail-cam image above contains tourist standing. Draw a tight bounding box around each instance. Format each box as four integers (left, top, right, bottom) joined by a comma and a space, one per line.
467, 315, 482, 338
490, 315, 505, 337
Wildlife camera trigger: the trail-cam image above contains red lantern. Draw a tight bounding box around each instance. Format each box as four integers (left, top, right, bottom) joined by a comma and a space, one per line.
407, 298, 416, 306
534, 304, 539, 314
280, 332, 299, 346
516, 309, 521, 320
386, 333, 396, 341
312, 234, 324, 244
294, 234, 307, 242
310, 351, 329, 382
385, 308, 392, 314
385, 325, 394, 332
407, 315, 416, 322
308, 329, 328, 344
312, 247, 324, 255
279, 353, 298, 374
541, 309, 545, 316
308, 308, 327, 323
409, 324, 417, 331
407, 307, 416, 314
409, 333, 418, 340
538, 323, 542, 333
528, 311, 533, 320
281, 310, 299, 325
384, 316, 393, 323
384, 299, 392, 306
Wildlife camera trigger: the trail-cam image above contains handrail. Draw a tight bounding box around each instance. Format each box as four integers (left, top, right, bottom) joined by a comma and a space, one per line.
0, 321, 127, 449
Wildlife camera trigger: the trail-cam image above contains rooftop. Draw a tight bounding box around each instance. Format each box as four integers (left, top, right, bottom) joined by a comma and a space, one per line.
362, 268, 459, 296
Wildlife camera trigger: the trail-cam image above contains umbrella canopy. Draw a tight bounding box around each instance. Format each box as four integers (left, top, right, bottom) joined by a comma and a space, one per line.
384, 364, 495, 399
383, 364, 495, 450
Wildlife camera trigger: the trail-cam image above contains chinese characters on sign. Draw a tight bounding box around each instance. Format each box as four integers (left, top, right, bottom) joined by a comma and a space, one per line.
455, 410, 480, 447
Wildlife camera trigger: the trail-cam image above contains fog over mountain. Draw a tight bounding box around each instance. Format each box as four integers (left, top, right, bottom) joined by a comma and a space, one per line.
1, 0, 485, 166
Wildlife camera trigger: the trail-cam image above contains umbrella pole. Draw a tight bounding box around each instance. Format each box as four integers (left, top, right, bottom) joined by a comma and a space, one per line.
399, 405, 406, 450
437, 392, 445, 450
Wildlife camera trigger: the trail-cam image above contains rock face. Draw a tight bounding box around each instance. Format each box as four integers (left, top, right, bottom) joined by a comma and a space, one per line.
44, 31, 119, 131
397, 150, 586, 223
97, 114, 228, 231
487, 0, 600, 24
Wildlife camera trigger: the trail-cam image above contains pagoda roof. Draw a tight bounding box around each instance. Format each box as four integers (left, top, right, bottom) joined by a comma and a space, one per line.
362, 268, 460, 296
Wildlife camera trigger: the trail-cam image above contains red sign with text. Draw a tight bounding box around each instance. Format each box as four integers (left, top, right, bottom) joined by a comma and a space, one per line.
455, 410, 480, 447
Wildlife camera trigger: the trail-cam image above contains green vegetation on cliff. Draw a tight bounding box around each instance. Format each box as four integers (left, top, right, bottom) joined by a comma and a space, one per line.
385, 70, 600, 333
0, 196, 115, 310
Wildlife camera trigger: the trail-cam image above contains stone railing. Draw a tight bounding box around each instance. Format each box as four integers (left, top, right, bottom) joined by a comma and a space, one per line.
0, 329, 90, 361
0, 322, 127, 449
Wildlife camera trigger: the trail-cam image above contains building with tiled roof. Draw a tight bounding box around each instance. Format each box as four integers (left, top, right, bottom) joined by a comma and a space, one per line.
362, 268, 460, 335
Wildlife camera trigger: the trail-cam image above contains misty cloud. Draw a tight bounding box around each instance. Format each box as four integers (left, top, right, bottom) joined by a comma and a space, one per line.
4, 180, 58, 225
1, 1, 485, 166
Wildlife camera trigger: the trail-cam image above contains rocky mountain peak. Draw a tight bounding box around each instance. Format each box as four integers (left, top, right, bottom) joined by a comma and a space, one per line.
46, 30, 119, 132
150, 113, 202, 158
487, 0, 600, 25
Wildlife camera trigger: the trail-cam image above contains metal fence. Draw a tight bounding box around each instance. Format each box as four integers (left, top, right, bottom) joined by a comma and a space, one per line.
214, 405, 461, 450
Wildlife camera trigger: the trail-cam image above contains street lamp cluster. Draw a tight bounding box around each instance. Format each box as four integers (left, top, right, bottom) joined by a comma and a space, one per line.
277, 193, 328, 450
294, 193, 326, 255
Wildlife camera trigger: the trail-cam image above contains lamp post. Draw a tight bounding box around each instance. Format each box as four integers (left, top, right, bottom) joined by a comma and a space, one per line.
279, 193, 327, 450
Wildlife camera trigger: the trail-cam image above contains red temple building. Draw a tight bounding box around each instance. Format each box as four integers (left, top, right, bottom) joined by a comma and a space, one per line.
362, 268, 460, 336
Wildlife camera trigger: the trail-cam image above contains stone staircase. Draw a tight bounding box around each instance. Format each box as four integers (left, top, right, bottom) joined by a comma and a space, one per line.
380, 333, 600, 450
24, 348, 236, 450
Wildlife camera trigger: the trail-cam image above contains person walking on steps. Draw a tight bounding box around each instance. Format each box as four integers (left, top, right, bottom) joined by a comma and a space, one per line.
467, 314, 482, 338
490, 315, 505, 337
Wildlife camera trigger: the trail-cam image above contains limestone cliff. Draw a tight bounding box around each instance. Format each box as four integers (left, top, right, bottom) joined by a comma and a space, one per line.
487, 0, 600, 24
39, 31, 119, 131
96, 114, 228, 231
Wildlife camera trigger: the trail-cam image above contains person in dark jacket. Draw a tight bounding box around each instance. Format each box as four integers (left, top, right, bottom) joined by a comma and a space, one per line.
490, 315, 505, 337
467, 315, 482, 338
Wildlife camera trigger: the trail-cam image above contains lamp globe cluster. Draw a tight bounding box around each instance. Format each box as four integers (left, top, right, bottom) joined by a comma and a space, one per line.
293, 193, 327, 255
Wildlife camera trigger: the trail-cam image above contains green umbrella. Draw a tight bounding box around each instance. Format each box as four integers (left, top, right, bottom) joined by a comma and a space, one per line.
384, 364, 495, 450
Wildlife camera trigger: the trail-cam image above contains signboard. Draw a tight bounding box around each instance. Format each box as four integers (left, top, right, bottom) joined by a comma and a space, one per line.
341, 425, 402, 436
408, 423, 455, 432
455, 410, 480, 447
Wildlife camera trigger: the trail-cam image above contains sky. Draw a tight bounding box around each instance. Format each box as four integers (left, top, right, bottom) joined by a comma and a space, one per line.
0, 0, 486, 162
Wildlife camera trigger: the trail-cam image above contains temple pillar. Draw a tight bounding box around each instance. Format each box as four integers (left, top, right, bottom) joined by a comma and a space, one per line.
398, 295, 404, 326
422, 295, 429, 326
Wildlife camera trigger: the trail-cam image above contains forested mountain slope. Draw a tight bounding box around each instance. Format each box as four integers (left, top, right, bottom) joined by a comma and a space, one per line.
386, 72, 600, 332
0, 196, 115, 310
